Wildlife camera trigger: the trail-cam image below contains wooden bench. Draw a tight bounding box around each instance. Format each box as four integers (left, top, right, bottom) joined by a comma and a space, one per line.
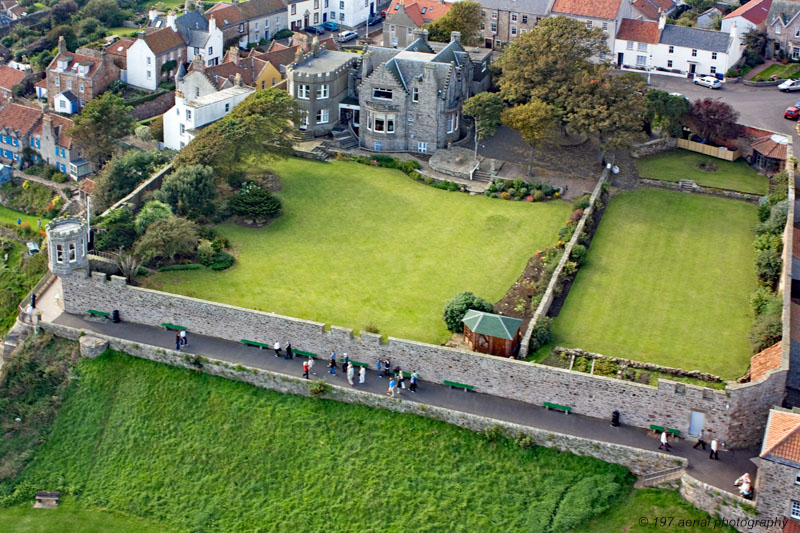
294, 349, 317, 359
667, 428, 680, 437
241, 339, 271, 349
444, 380, 474, 392
340, 359, 368, 368
161, 323, 186, 332
34, 491, 60, 509
543, 402, 572, 414
87, 309, 110, 318
649, 425, 680, 437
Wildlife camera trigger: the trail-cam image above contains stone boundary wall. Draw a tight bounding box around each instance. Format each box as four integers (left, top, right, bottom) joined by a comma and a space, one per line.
42, 321, 684, 477
679, 473, 761, 533
100, 163, 173, 217
631, 137, 678, 158
53, 269, 783, 448
519, 160, 609, 356
640, 177, 762, 203
743, 79, 782, 87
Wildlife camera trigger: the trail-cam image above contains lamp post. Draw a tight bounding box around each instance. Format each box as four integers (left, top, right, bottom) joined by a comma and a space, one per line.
647, 54, 653, 85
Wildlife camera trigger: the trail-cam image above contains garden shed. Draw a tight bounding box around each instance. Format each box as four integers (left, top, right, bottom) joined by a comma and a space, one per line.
462, 310, 523, 358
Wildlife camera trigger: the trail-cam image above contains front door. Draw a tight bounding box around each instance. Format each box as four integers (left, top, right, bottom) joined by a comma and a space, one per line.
688, 411, 705, 437
370, 1, 374, 14
689, 63, 697, 75
323, 12, 327, 21
485, 38, 493, 49
304, 13, 309, 27
617, 52, 623, 67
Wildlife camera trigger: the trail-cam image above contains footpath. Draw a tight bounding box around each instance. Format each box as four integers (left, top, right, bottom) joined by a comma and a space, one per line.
45, 308, 758, 495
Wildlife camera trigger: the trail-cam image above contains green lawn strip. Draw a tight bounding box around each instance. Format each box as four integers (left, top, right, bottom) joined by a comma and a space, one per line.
17, 351, 636, 532
574, 488, 737, 532
0, 204, 47, 228
0, 498, 171, 533
552, 189, 757, 379
752, 63, 800, 81
636, 150, 768, 195
145, 159, 570, 344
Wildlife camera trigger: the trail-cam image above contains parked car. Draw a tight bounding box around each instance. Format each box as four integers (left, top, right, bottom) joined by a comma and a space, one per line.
337, 30, 358, 42
304, 25, 326, 35
321, 21, 339, 31
367, 13, 382, 25
26, 241, 39, 255
693, 75, 721, 89
785, 106, 800, 120
778, 79, 800, 92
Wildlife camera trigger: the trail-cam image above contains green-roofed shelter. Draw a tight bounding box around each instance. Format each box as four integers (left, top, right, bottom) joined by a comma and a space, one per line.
462, 310, 523, 358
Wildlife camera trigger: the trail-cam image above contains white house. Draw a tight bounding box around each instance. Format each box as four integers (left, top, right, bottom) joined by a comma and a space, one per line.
163, 58, 255, 150
288, 0, 375, 30
722, 0, 772, 36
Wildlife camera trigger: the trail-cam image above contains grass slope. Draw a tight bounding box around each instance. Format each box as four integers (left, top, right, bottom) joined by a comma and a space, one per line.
552, 189, 757, 379
636, 150, 769, 195
17, 351, 635, 532
146, 159, 570, 344
0, 499, 169, 533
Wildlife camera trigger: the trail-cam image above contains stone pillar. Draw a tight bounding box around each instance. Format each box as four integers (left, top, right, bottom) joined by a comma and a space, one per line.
80, 335, 108, 359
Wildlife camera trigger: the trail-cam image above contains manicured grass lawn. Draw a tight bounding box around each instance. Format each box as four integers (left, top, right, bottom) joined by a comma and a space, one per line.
636, 150, 769, 195
0, 499, 170, 533
752, 62, 800, 81
552, 189, 758, 379
0, 205, 46, 228
146, 159, 570, 344
15, 351, 636, 532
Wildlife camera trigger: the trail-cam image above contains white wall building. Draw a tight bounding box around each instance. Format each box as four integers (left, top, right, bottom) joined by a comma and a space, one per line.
163, 58, 255, 150
288, 0, 375, 30
721, 0, 771, 36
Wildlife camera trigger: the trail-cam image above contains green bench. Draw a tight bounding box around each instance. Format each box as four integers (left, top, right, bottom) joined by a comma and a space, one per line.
161, 323, 186, 332
295, 349, 317, 359
87, 309, 110, 318
444, 380, 474, 392
339, 358, 368, 368
543, 402, 572, 414
241, 339, 271, 349
650, 425, 680, 437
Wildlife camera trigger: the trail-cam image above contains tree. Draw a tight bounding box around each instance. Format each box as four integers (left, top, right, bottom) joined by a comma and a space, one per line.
689, 98, 740, 143
156, 165, 217, 220
501, 100, 557, 174
81, 0, 125, 27
228, 183, 282, 221
174, 89, 302, 175
135, 216, 198, 263
495, 17, 608, 107
424, 0, 482, 46
134, 200, 172, 235
94, 208, 136, 251
71, 92, 134, 168
742, 28, 767, 67
443, 291, 493, 332
91, 150, 169, 211
51, 0, 78, 24
463, 92, 504, 161
645, 90, 689, 137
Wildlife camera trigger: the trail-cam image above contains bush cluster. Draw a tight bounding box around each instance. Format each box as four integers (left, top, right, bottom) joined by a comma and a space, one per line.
485, 178, 558, 202
443, 291, 493, 332
350, 154, 421, 177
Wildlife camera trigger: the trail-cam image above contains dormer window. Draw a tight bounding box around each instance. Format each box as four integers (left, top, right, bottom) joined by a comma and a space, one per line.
372, 87, 392, 100
58, 59, 68, 70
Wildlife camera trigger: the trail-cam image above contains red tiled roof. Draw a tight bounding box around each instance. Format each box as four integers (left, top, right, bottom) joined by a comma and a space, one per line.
48, 51, 101, 78
143, 27, 185, 55
388, 0, 451, 24
652, 0, 675, 10
79, 178, 95, 194
208, 4, 245, 26
0, 65, 25, 91
762, 410, 800, 464
106, 37, 135, 58
752, 135, 789, 160
724, 0, 772, 25
254, 45, 298, 71
616, 19, 660, 43
34, 78, 46, 88
632, 0, 659, 19
267, 40, 289, 51
32, 113, 73, 148
208, 55, 268, 87
750, 341, 782, 382
0, 102, 40, 137
553, 0, 623, 20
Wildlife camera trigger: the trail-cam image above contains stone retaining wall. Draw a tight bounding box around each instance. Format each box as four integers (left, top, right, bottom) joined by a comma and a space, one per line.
631, 138, 678, 158
679, 474, 762, 533
640, 178, 762, 202
743, 79, 782, 87
53, 269, 785, 448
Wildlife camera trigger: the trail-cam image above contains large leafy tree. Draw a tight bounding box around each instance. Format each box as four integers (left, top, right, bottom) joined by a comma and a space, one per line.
70, 92, 134, 168
689, 98, 740, 143
156, 165, 217, 220
443, 291, 493, 332
91, 150, 170, 211
645, 90, 690, 137
134, 216, 198, 263
501, 100, 557, 173
463, 92, 504, 161
174, 89, 302, 175
134, 200, 173, 235
425, 0, 482, 46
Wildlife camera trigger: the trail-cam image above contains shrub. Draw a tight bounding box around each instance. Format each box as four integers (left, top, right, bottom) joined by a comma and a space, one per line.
750, 286, 781, 316
750, 311, 782, 353
757, 201, 771, 223
228, 183, 282, 221
501, 191, 511, 200
210, 251, 235, 271
533, 190, 544, 202
134, 200, 172, 235
158, 263, 204, 272
507, 188, 517, 196
197, 239, 216, 266
134, 125, 152, 141
753, 233, 783, 255
530, 316, 552, 351
519, 187, 528, 197
273, 28, 294, 40
573, 195, 591, 210
755, 248, 782, 287
95, 207, 136, 251
756, 199, 789, 236
309, 378, 330, 397
443, 291, 493, 332
570, 244, 587, 265
558, 225, 575, 242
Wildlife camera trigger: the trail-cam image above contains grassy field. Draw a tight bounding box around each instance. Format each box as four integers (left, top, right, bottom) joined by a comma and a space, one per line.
636, 150, 769, 195
145, 159, 570, 344
552, 189, 758, 379
0, 204, 46, 228
0, 499, 170, 533
752, 62, 800, 82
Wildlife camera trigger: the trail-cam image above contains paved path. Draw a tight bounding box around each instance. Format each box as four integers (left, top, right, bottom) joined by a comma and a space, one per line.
48, 309, 758, 495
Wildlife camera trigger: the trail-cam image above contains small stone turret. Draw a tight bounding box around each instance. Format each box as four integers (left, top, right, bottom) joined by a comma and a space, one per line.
46, 217, 89, 276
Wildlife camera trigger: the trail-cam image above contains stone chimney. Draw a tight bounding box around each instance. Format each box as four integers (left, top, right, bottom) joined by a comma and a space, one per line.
413, 28, 428, 42
58, 35, 66, 55
138, 29, 146, 40
311, 35, 320, 56
42, 113, 53, 142
195, 0, 203, 14
167, 10, 176, 30
192, 53, 205, 72
450, 31, 460, 43
229, 46, 240, 66
234, 72, 242, 87
294, 46, 304, 64
658, 10, 666, 30
148, 7, 158, 21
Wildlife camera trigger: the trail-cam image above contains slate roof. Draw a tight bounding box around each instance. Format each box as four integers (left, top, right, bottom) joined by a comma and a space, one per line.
475, 0, 551, 15
255, 45, 300, 71
616, 19, 660, 44
724, 0, 772, 24
761, 409, 800, 467
0, 64, 25, 90
175, 9, 209, 42
658, 24, 730, 53
58, 90, 78, 103
767, 0, 800, 26
0, 102, 40, 137
144, 27, 185, 55
552, 0, 623, 20
462, 310, 522, 340
237, 0, 286, 18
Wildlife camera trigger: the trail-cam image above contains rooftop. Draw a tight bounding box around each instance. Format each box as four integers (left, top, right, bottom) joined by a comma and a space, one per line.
552, 0, 623, 20
0, 102, 40, 137
462, 310, 522, 340
0, 64, 25, 90
616, 19, 660, 44
658, 24, 731, 53
186, 84, 254, 108
724, 0, 772, 24
291, 49, 355, 74
761, 408, 800, 467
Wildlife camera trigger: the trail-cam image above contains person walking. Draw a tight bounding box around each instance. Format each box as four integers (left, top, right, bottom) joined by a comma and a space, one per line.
308, 356, 315, 375
383, 359, 391, 379
329, 351, 336, 367
180, 329, 187, 347
359, 365, 366, 384
285, 342, 293, 359
342, 353, 349, 371
710, 439, 719, 460
409, 371, 418, 393
273, 340, 282, 358
347, 363, 355, 385
175, 333, 182, 352
658, 430, 671, 452
376, 359, 383, 378
328, 358, 337, 375
30, 293, 36, 309
387, 376, 396, 397
396, 369, 405, 392
302, 360, 310, 379
693, 429, 707, 450
25, 303, 33, 324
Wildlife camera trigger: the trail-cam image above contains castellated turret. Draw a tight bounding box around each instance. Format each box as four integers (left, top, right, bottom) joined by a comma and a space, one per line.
46, 216, 89, 276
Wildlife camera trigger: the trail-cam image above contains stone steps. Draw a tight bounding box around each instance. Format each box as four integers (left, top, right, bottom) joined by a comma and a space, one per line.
678, 179, 696, 192
472, 170, 493, 183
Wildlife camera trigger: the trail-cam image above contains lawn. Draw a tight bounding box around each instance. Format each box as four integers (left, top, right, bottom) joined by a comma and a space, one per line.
551, 189, 758, 379
0, 204, 47, 228
14, 351, 638, 532
145, 159, 570, 344
636, 150, 769, 195
752, 62, 800, 82
0, 499, 170, 533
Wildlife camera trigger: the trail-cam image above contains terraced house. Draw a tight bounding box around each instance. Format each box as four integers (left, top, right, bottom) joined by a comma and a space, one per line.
383, 0, 451, 49
477, 0, 551, 49
45, 37, 120, 114
127, 23, 187, 91
766, 0, 800, 59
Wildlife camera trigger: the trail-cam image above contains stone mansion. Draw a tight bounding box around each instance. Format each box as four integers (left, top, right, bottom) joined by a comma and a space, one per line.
286, 30, 491, 153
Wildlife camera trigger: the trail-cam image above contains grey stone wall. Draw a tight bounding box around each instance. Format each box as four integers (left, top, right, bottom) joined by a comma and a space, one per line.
631, 138, 678, 158
41, 323, 684, 477
639, 178, 762, 203
752, 459, 800, 533
54, 271, 784, 448
679, 473, 762, 533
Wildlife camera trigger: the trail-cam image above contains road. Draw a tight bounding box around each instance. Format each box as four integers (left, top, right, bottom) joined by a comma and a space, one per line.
647, 72, 800, 147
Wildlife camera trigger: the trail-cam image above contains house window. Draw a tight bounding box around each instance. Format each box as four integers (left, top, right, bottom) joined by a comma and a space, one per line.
511, 26, 517, 35
481, 22, 485, 30
491, 23, 497, 32
194, 47, 200, 55
239, 23, 244, 33
417, 142, 427, 153
313, 13, 318, 23
195, 87, 200, 97
67, 80, 72, 90
712, 52, 717, 60
317, 84, 329, 99
636, 55, 646, 67
667, 60, 673, 68
59, 100, 66, 109
54, 77, 59, 87
56, 244, 63, 263
775, 25, 780, 34
626, 41, 633, 50
262, 81, 266, 89
147, 71, 152, 79
795, 29, 800, 38
668, 45, 674, 54
80, 98, 85, 107
186, 109, 192, 120
209, 46, 213, 56
225, 103, 230, 112
316, 108, 329, 124
68, 243, 76, 262
314, 0, 318, 7
691, 49, 697, 57
372, 87, 392, 100
324, 0, 328, 6
147, 57, 151, 65
522, 15, 527, 23
795, 472, 800, 485
291, 4, 296, 15
792, 501, 800, 520
339, 12, 344, 20
585, 21, 592, 29
79, 82, 84, 92
390, 24, 395, 31
637, 42, 647, 51
412, 87, 419, 102
491, 11, 497, 19
330, 11, 335, 19
710, 66, 716, 74
602, 22, 608, 31
297, 84, 310, 99
339, 0, 343, 8
511, 13, 517, 21
374, 141, 382, 150
255, 22, 259, 30
447, 114, 454, 133
180, 123, 185, 134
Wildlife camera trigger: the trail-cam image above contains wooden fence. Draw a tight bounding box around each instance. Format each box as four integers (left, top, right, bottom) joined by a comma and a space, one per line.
677, 138, 741, 161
